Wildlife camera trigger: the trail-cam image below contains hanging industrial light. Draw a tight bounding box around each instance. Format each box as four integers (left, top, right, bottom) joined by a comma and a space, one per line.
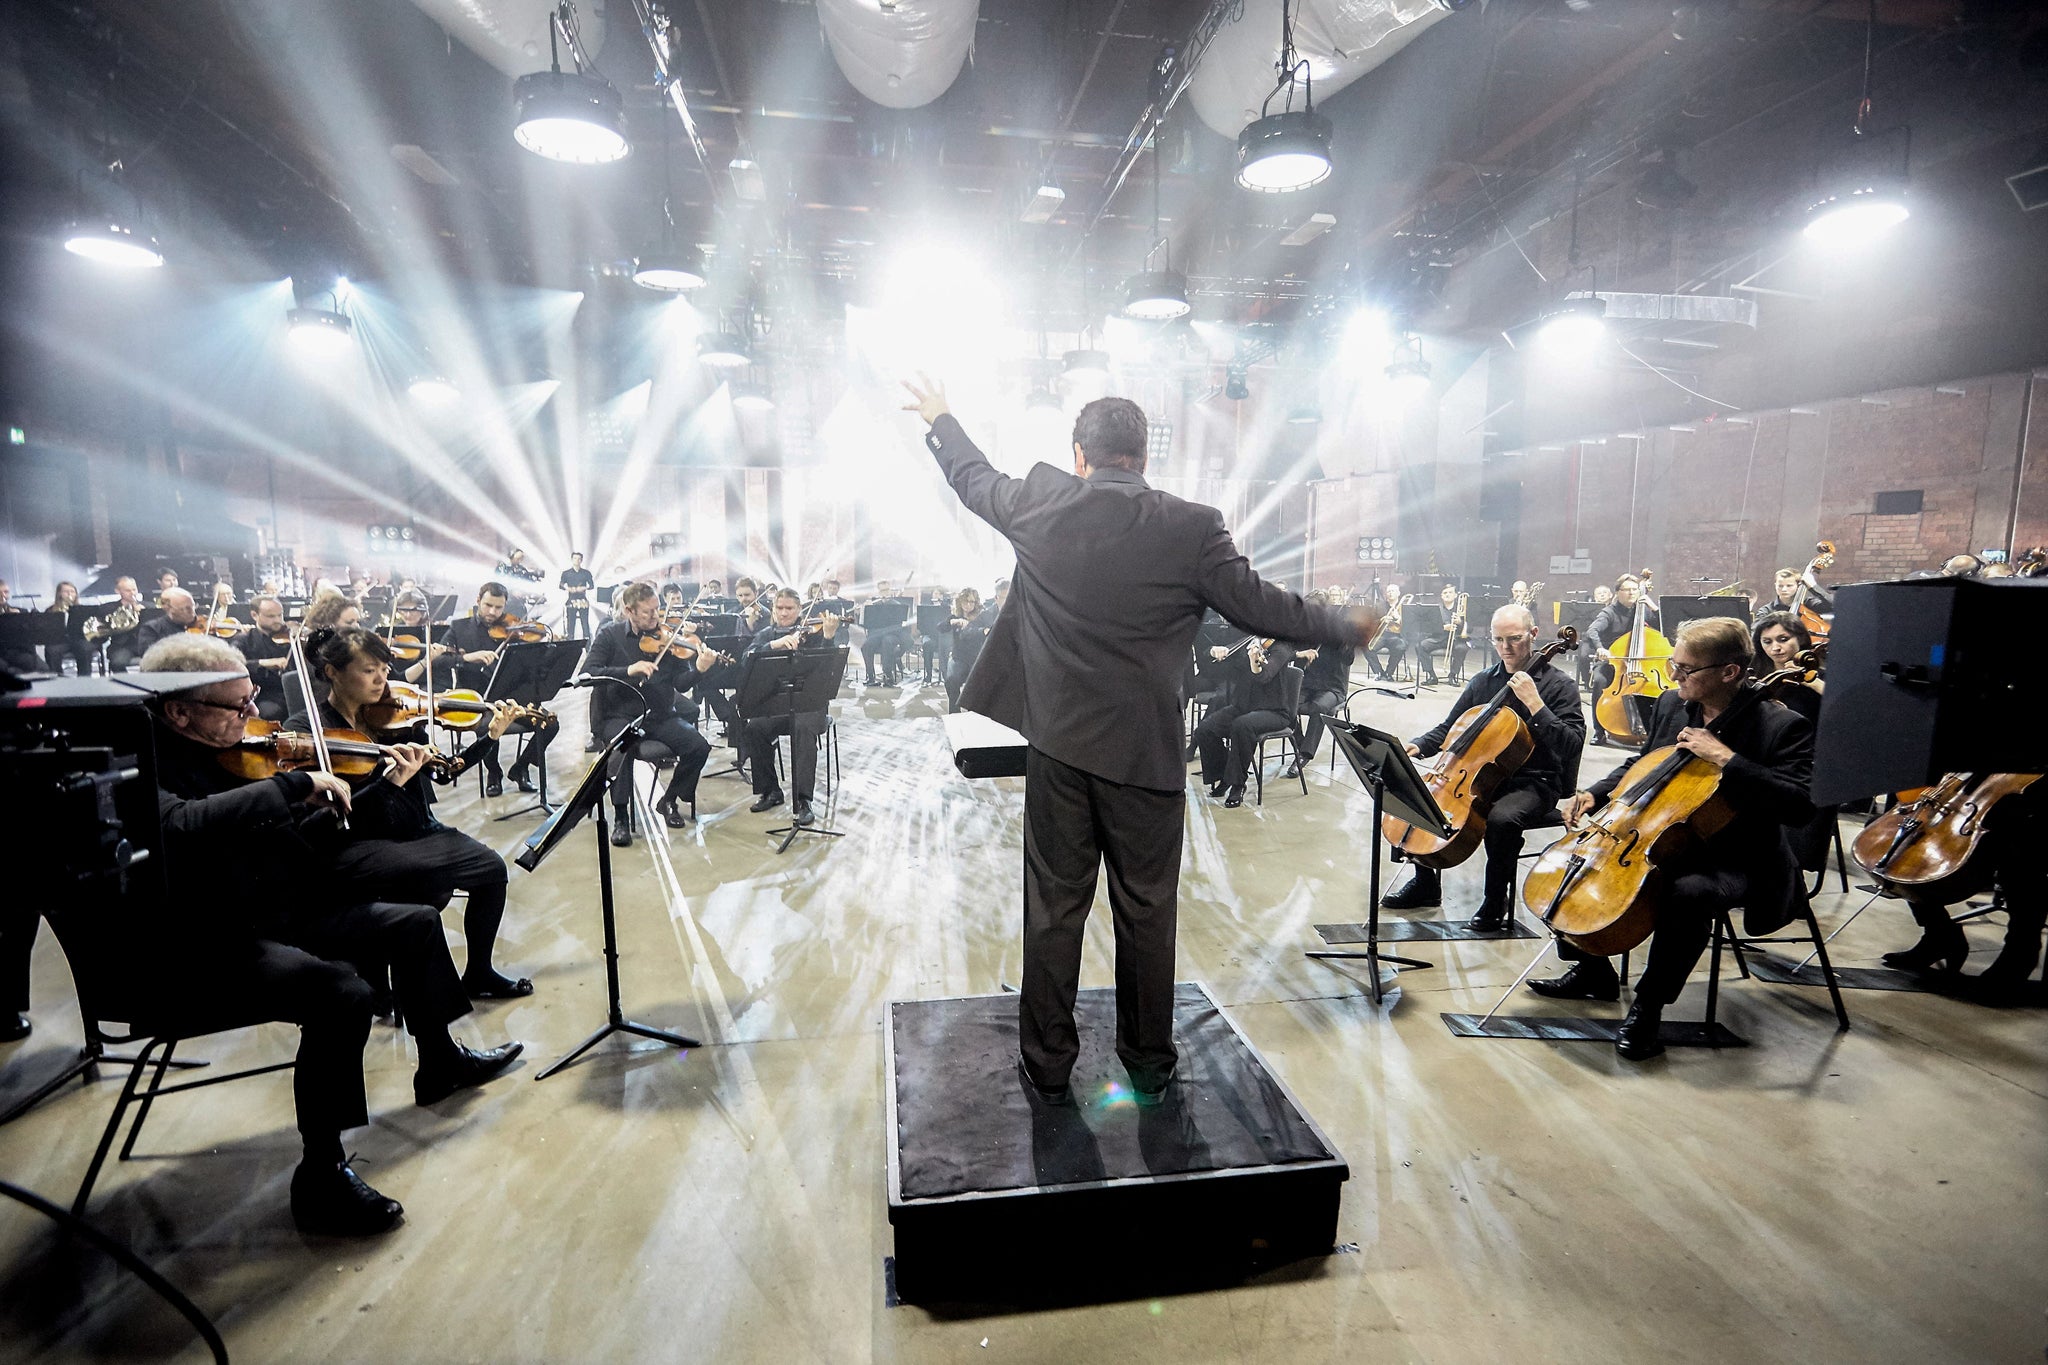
1123, 65, 1191, 320
288, 301, 355, 354
1535, 294, 1606, 353
698, 331, 752, 369
63, 66, 165, 269
512, 10, 629, 165
1802, 0, 1910, 247
633, 106, 706, 291
1062, 349, 1110, 381
409, 374, 460, 407
1385, 331, 1432, 396
1235, 1, 1333, 194
1025, 387, 1063, 411
1287, 404, 1322, 425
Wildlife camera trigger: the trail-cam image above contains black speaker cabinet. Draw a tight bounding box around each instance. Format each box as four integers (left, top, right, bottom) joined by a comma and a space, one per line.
1811, 578, 2048, 805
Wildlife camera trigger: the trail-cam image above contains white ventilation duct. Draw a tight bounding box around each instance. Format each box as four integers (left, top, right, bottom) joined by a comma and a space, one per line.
817, 0, 980, 111
1188, 0, 1455, 140
410, 0, 607, 77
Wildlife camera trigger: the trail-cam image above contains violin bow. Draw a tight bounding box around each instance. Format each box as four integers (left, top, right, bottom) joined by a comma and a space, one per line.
285, 621, 347, 828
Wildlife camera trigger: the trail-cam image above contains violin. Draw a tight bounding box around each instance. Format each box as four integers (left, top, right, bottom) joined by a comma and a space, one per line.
219, 718, 463, 785
1792, 542, 1836, 642
1594, 567, 1672, 746
1521, 655, 1811, 957
486, 614, 552, 644
637, 631, 734, 667
357, 680, 555, 734
381, 626, 450, 664
1383, 628, 1580, 869
1850, 771, 2042, 904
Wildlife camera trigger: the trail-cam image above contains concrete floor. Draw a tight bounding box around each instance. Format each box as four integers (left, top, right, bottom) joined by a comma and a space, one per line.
1, 674, 2043, 1363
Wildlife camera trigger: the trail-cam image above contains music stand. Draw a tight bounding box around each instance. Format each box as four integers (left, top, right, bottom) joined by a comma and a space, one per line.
1660, 595, 1751, 630
483, 639, 586, 819
427, 593, 458, 624
1305, 718, 1452, 1004
735, 644, 850, 854
0, 614, 68, 681
517, 714, 702, 1080
1403, 604, 1446, 684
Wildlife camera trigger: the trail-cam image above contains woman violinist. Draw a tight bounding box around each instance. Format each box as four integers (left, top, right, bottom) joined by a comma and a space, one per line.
1749, 611, 1839, 882
288, 626, 536, 999
943, 586, 996, 714
1534, 618, 1816, 1061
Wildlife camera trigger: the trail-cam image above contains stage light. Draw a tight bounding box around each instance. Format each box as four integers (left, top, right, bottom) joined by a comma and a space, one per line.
62, 220, 163, 269
1025, 387, 1062, 411
1236, 110, 1333, 193
1122, 269, 1191, 321
1536, 295, 1606, 354
409, 375, 460, 407
1224, 369, 1249, 401
632, 244, 707, 292
287, 306, 354, 354
1803, 178, 1909, 247
698, 332, 752, 368
1386, 358, 1431, 396
1062, 349, 1110, 381
512, 69, 629, 164
730, 382, 774, 413
1288, 404, 1321, 425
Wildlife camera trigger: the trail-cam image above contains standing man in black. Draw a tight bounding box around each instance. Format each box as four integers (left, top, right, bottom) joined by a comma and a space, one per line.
559, 552, 594, 640
904, 377, 1379, 1104
1380, 604, 1585, 931
580, 581, 717, 844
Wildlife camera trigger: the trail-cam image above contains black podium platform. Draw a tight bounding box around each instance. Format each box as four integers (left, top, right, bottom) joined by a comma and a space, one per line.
884, 982, 1348, 1306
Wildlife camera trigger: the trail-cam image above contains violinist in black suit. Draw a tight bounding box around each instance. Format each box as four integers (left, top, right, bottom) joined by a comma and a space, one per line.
1534, 617, 1814, 1061
581, 581, 717, 845
905, 376, 1379, 1104
437, 581, 559, 796
739, 589, 844, 826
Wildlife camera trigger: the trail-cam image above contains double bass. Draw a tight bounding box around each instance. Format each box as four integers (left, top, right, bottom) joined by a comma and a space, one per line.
1594, 568, 1671, 746
1522, 650, 1820, 957
1791, 541, 1836, 642
1381, 628, 1580, 869
1850, 772, 2042, 904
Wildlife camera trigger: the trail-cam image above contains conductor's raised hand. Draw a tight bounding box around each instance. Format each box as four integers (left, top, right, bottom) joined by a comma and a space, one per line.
900, 373, 950, 426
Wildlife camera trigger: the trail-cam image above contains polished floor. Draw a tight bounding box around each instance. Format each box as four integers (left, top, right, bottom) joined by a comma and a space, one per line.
2, 670, 2043, 1363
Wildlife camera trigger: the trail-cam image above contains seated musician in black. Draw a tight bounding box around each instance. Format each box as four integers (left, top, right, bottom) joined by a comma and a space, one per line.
1588, 573, 1660, 744
1380, 604, 1584, 929
944, 586, 995, 713
438, 581, 558, 796
742, 587, 843, 825
1191, 636, 1297, 808
140, 635, 522, 1234
581, 580, 716, 845
133, 586, 200, 655
1286, 589, 1355, 777
1364, 582, 1410, 681
235, 594, 294, 721
1875, 781, 2046, 1005
859, 579, 910, 686
733, 577, 767, 639
1535, 617, 1814, 1061
287, 626, 535, 998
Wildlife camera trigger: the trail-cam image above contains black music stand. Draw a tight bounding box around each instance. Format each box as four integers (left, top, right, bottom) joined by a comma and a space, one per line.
1305, 719, 1451, 1005
483, 639, 585, 820
1403, 603, 1446, 684
518, 713, 702, 1080
1660, 595, 1751, 630
736, 644, 850, 854
0, 614, 67, 681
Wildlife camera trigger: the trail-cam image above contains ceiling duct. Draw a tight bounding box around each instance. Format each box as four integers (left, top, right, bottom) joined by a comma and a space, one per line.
1187, 0, 1459, 141
410, 0, 607, 76
817, 0, 980, 111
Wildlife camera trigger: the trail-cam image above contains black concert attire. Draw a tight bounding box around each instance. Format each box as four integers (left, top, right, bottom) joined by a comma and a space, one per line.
1296, 641, 1356, 761
1192, 645, 1298, 793
44, 607, 94, 676
284, 692, 525, 994
1761, 681, 1838, 874
917, 594, 951, 683
1439, 603, 1472, 682
559, 567, 594, 639
1588, 598, 1663, 743
805, 595, 854, 621
1566, 685, 1815, 1006
133, 612, 192, 659
739, 623, 836, 804
436, 612, 559, 787
859, 597, 912, 685
1752, 594, 1802, 626
150, 721, 476, 1162
237, 628, 294, 722
0, 611, 39, 676
582, 618, 712, 822
924, 413, 1366, 1094
1407, 658, 1585, 913
102, 608, 147, 672
1366, 608, 1408, 681
945, 603, 999, 713
1889, 783, 2047, 998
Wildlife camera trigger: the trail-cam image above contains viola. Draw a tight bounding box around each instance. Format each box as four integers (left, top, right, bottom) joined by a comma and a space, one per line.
219, 718, 462, 786
1850, 771, 2042, 904
1594, 567, 1671, 746
1383, 627, 1580, 869
357, 680, 555, 733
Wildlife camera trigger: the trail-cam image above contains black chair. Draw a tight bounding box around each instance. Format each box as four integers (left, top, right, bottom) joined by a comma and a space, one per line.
1711, 900, 1853, 1034
1247, 666, 1308, 806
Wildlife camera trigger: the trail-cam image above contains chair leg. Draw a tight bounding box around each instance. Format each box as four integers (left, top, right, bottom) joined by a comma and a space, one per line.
119, 1038, 178, 1161
1832, 821, 1850, 895
1704, 920, 1727, 1028
1803, 905, 1853, 1032
75, 1039, 158, 1215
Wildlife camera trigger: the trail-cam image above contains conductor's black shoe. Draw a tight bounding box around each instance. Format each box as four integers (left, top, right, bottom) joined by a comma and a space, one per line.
791, 798, 815, 827
1016, 1055, 1072, 1106
484, 776, 504, 797
1465, 901, 1513, 933
413, 1041, 524, 1107
1, 1012, 29, 1043
1130, 1066, 1177, 1107
508, 769, 538, 794
1528, 959, 1621, 1001
1614, 1000, 1666, 1061
1223, 786, 1245, 808
1381, 868, 1441, 910
610, 823, 633, 848
291, 1160, 402, 1237
750, 789, 785, 813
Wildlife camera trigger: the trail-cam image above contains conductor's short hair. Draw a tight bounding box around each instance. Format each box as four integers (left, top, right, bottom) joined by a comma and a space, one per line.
1072, 397, 1148, 474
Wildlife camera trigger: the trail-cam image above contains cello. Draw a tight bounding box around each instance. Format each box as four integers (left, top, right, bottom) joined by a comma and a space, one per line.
1382, 627, 1580, 869
1594, 568, 1671, 746
1850, 772, 2043, 904
1522, 650, 1818, 958
1791, 541, 1836, 642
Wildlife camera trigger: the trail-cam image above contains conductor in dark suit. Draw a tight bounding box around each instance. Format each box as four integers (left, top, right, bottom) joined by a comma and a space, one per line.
904, 376, 1380, 1103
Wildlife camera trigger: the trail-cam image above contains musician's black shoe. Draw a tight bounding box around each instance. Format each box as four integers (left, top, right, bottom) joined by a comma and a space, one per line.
791, 798, 815, 827
1528, 958, 1621, 1001
508, 769, 539, 794
484, 775, 504, 798
1381, 868, 1441, 910
1223, 787, 1245, 808
655, 792, 692, 828
1880, 912, 1969, 974
1206, 780, 1226, 799
413, 1041, 524, 1107
750, 789, 785, 813
610, 822, 633, 848
1281, 760, 1303, 780
462, 969, 534, 1000
2, 1012, 29, 1043
1016, 1054, 1072, 1106
1184, 740, 1199, 763
1465, 901, 1513, 933
584, 736, 602, 753
291, 1160, 402, 1237
1614, 1000, 1666, 1061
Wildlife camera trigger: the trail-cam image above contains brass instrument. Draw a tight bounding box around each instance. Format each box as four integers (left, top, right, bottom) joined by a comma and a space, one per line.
1706, 580, 1746, 598
83, 601, 141, 643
